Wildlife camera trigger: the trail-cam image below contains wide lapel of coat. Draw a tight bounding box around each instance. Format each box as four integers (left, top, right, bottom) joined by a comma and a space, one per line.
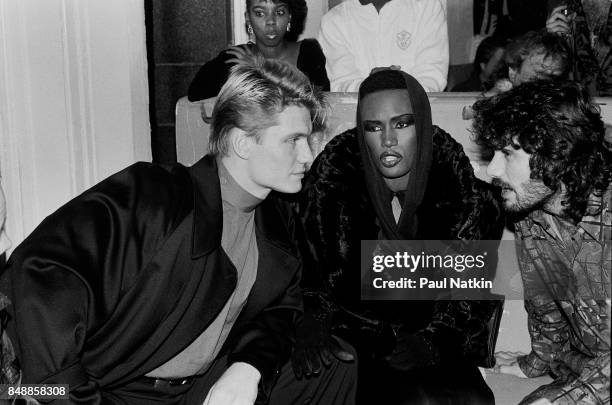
235, 196, 301, 323
106, 155, 238, 385
189, 155, 223, 257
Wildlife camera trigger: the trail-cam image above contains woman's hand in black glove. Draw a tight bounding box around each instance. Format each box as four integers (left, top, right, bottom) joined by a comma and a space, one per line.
291, 313, 354, 378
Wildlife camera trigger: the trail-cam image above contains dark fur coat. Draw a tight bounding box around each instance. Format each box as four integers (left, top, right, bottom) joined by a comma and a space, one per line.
298, 126, 505, 365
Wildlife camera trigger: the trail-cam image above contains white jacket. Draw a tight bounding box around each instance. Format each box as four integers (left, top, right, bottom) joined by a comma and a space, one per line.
318, 0, 449, 92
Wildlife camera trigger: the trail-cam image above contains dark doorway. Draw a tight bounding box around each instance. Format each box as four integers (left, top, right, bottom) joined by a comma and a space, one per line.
145, 0, 232, 163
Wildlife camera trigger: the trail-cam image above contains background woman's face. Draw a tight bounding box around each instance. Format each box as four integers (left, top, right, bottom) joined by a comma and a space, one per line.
360, 89, 418, 180
246, 0, 290, 47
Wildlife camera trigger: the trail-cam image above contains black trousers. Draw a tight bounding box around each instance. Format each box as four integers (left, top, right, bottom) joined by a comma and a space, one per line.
357, 356, 494, 405
105, 342, 357, 405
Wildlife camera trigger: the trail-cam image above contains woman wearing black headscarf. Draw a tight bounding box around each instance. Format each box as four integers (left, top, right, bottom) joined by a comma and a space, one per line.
292, 70, 505, 404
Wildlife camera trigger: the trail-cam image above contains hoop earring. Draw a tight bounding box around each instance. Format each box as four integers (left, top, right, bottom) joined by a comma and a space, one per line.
286, 21, 291, 32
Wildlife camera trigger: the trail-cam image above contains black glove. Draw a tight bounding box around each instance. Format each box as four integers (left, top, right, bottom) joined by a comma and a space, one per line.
383, 331, 440, 371
291, 311, 354, 378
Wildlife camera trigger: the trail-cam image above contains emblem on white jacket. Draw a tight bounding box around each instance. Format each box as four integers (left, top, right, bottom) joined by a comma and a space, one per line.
396, 30, 412, 50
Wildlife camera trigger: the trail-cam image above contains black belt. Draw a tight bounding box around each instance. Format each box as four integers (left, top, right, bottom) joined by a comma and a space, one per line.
141, 375, 197, 388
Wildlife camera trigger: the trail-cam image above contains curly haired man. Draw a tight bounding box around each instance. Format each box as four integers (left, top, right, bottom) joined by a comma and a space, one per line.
473, 80, 611, 405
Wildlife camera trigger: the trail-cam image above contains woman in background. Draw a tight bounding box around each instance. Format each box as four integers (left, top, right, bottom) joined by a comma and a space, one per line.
188, 0, 329, 101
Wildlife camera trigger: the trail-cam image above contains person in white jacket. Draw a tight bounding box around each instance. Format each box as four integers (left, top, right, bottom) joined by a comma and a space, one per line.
318, 0, 449, 92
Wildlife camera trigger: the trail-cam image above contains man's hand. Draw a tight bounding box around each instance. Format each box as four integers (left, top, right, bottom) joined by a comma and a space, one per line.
546, 5, 574, 36
291, 314, 354, 378
203, 362, 261, 405
491, 351, 528, 378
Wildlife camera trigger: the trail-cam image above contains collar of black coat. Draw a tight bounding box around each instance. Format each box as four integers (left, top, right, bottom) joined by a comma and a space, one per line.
188, 155, 298, 258
217, 159, 263, 213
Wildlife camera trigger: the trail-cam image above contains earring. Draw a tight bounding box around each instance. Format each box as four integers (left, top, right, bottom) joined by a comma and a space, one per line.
287, 21, 291, 32
247, 24, 254, 37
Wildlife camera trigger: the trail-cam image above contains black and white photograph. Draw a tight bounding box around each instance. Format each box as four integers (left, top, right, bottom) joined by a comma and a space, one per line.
0, 0, 610, 404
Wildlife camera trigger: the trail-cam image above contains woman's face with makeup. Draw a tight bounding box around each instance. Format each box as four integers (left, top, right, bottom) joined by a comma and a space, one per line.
246, 0, 290, 47
361, 89, 417, 180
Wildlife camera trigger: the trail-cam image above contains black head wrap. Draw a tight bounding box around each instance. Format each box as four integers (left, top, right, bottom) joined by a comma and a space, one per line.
356, 70, 433, 240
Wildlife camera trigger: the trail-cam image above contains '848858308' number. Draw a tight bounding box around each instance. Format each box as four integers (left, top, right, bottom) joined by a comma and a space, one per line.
1, 384, 69, 399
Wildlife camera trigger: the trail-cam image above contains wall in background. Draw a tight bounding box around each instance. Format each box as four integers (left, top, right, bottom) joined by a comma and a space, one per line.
147, 0, 231, 163
447, 0, 474, 65
303, 0, 329, 40
0, 0, 151, 248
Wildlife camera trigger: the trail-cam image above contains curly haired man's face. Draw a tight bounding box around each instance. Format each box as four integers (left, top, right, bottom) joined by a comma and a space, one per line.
486, 146, 554, 213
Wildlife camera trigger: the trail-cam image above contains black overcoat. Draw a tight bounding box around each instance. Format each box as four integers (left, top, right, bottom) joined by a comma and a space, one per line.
2, 155, 302, 403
